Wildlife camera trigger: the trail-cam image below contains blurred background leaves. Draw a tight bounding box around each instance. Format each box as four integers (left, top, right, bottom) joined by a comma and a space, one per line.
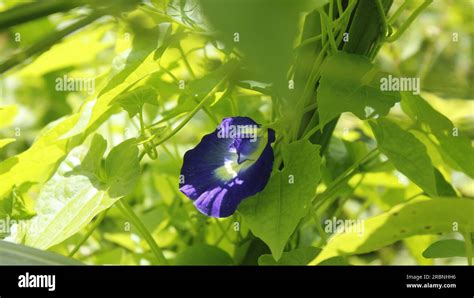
0, 0, 472, 266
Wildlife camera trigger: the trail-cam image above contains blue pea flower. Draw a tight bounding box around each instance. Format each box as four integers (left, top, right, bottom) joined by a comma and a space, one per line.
179, 117, 275, 218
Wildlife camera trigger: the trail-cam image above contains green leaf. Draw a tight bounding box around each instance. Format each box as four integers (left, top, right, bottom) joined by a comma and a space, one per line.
422, 239, 472, 258
16, 24, 112, 77
403, 235, 435, 265
0, 115, 80, 201
104, 138, 140, 197
188, 60, 238, 98
153, 22, 174, 59
436, 133, 474, 178
58, 32, 163, 143
173, 244, 234, 265
400, 92, 453, 134
401, 93, 474, 178
324, 137, 369, 179
434, 169, 457, 197
310, 198, 474, 264
87, 51, 161, 134
58, 99, 96, 140
239, 140, 322, 260
369, 118, 438, 197
20, 138, 107, 249
0, 240, 82, 265
0, 26, 216, 204
318, 256, 350, 265
116, 86, 159, 118
161, 60, 239, 118
0, 186, 36, 221
258, 247, 320, 265
81, 134, 107, 174
0, 138, 16, 150
0, 45, 160, 202
199, 0, 318, 94
0, 105, 18, 129
99, 21, 162, 96
317, 51, 400, 127
18, 135, 140, 249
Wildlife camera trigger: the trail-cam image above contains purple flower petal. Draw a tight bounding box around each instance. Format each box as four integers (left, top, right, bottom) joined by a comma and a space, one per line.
179, 117, 275, 217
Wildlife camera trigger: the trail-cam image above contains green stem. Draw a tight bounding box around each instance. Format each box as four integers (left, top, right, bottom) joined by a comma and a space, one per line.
146, 112, 183, 130
138, 150, 147, 161
159, 62, 181, 82
376, 0, 389, 37
68, 209, 108, 257
178, 44, 196, 79
138, 112, 146, 135
0, 0, 86, 29
405, 192, 425, 202
117, 200, 168, 265
385, 0, 433, 42
302, 124, 322, 141
163, 50, 219, 125
214, 219, 236, 245
292, 1, 357, 142
161, 144, 180, 165
320, 11, 327, 47
291, 42, 330, 141
319, 9, 338, 54
150, 65, 237, 148
333, 0, 359, 29
336, 0, 344, 16
273, 151, 283, 171
191, 98, 219, 126
329, 0, 334, 21
0, 11, 105, 73
334, 174, 365, 218
139, 5, 202, 32
230, 93, 238, 115
295, 34, 323, 50
312, 149, 379, 211
388, 0, 410, 24
303, 102, 318, 114
311, 0, 393, 156
312, 211, 328, 246
368, 37, 384, 60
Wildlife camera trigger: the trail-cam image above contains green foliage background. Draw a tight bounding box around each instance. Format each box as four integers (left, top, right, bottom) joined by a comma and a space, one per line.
0, 0, 472, 265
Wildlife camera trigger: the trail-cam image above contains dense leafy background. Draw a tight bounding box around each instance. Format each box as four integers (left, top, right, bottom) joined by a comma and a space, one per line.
0, 0, 472, 265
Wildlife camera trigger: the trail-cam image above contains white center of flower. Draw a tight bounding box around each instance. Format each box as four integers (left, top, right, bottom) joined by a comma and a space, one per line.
224, 160, 238, 178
